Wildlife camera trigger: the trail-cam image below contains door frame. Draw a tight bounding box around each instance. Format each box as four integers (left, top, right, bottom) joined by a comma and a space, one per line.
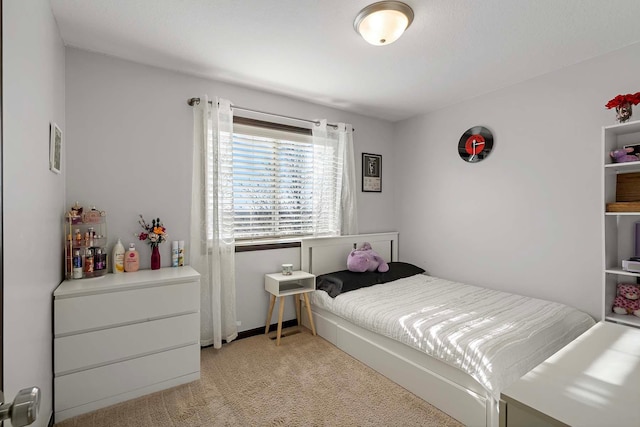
1, 0, 5, 391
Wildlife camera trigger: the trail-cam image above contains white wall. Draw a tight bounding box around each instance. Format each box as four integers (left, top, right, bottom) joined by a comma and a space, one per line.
394, 42, 640, 320
65, 48, 396, 331
3, 0, 66, 425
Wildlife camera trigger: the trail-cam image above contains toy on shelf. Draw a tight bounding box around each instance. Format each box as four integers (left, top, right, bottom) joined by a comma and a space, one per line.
612, 283, 640, 317
610, 147, 639, 163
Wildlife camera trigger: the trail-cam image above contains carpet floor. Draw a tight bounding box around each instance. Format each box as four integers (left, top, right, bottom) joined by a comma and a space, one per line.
55, 328, 464, 426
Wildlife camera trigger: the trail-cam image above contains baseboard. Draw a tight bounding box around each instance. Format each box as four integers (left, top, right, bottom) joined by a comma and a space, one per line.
235, 319, 298, 341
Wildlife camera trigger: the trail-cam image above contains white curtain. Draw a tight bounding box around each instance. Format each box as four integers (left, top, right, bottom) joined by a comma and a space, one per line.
311, 121, 358, 235
337, 123, 358, 235
190, 96, 238, 349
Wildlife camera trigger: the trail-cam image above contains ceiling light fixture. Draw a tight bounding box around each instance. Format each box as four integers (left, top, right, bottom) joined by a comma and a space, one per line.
354, 1, 414, 46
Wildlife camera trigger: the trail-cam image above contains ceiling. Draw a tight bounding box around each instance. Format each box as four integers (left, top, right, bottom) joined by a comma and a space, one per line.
50, 0, 640, 122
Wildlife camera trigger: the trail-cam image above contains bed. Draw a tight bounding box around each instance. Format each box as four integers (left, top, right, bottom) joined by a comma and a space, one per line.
300, 232, 595, 427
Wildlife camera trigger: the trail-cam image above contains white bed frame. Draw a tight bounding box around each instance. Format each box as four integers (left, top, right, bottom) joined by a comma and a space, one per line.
300, 232, 499, 427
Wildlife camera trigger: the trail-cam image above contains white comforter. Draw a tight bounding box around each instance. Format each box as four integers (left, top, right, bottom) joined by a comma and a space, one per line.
310, 274, 595, 399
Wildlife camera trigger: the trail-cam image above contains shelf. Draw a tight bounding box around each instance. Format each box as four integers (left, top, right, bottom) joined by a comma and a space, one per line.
278, 282, 307, 295
603, 119, 640, 135
605, 268, 640, 277
604, 160, 640, 173
65, 208, 108, 280
605, 313, 640, 328
605, 211, 640, 216
264, 271, 316, 297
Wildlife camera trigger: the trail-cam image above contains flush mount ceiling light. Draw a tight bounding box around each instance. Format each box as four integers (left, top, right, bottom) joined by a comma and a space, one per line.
354, 1, 414, 46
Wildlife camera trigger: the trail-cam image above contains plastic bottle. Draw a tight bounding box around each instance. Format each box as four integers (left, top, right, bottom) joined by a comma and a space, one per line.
84, 248, 94, 274
124, 243, 140, 272
112, 239, 125, 273
171, 241, 179, 267
178, 240, 185, 266
94, 248, 106, 271
72, 249, 83, 279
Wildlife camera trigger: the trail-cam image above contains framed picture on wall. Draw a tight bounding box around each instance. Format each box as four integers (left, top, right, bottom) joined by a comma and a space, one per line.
362, 153, 381, 192
49, 122, 62, 174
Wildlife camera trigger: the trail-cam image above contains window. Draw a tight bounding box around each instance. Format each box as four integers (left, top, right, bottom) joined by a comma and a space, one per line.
221, 118, 342, 241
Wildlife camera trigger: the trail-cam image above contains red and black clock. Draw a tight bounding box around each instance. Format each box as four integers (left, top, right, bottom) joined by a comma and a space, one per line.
458, 126, 494, 163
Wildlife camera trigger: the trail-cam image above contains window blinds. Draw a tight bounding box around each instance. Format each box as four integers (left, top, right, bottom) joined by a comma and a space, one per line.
229, 123, 341, 240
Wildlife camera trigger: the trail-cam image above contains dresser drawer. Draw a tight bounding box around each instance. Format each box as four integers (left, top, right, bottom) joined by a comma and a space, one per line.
54, 344, 200, 413
54, 280, 199, 335
54, 312, 199, 375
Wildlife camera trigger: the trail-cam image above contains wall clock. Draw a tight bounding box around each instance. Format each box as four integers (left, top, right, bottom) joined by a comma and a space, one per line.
458, 126, 494, 163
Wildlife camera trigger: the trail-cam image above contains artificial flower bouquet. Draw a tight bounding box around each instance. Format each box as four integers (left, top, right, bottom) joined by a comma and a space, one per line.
605, 92, 640, 110
135, 214, 167, 248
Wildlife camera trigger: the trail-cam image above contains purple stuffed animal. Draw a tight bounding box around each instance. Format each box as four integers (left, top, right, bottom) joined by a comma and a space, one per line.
347, 242, 390, 273
610, 147, 639, 163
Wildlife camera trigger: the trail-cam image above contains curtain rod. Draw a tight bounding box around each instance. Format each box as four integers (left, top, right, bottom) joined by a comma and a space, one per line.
187, 97, 352, 131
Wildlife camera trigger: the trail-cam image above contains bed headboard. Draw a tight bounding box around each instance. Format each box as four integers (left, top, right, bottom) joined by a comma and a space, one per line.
301, 232, 399, 276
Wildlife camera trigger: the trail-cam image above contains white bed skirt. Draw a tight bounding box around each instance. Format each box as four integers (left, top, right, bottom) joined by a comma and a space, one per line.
303, 304, 497, 427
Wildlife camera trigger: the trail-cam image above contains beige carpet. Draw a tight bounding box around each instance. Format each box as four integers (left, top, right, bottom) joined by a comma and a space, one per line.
55, 329, 464, 426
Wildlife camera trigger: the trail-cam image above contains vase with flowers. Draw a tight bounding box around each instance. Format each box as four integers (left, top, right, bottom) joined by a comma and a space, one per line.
135, 214, 167, 270
605, 92, 640, 123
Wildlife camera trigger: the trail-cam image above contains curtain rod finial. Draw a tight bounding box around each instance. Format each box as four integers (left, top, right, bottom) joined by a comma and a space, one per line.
187, 97, 201, 106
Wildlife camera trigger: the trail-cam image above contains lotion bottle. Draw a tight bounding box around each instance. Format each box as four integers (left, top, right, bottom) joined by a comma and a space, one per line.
113, 238, 125, 273
124, 243, 140, 272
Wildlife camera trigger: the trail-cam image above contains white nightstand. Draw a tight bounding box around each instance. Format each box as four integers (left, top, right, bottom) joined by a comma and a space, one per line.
264, 271, 317, 345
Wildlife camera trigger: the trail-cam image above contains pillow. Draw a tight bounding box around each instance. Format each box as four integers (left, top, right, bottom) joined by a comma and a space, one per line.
378, 262, 425, 283
316, 270, 379, 298
316, 262, 425, 298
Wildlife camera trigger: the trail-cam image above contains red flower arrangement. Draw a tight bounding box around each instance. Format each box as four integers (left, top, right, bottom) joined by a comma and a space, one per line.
605, 92, 640, 109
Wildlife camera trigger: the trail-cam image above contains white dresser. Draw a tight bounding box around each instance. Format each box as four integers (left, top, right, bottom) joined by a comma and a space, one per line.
53, 266, 201, 422
500, 321, 640, 427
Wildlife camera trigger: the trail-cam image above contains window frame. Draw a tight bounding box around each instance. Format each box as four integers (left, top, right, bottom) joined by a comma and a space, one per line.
231, 117, 325, 242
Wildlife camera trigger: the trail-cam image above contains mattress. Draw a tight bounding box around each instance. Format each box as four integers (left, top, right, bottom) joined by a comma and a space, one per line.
309, 273, 595, 399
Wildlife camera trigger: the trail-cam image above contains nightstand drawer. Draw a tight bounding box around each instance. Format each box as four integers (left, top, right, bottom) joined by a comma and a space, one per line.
54, 280, 199, 335
54, 312, 199, 375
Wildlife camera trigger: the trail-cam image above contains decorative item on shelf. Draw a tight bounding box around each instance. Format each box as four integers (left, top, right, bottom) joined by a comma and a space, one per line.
68, 201, 83, 224
605, 171, 640, 212
83, 206, 106, 223
609, 147, 639, 163
135, 214, 167, 270
605, 92, 640, 123
612, 283, 640, 317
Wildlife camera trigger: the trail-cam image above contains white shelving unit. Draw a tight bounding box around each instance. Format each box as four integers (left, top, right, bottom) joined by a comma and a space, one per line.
602, 120, 640, 329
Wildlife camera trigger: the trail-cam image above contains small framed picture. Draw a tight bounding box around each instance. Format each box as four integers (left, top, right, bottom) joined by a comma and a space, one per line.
50, 122, 62, 174
362, 153, 382, 192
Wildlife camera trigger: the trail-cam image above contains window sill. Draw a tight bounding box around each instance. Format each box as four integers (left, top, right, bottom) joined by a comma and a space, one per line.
234, 238, 302, 252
